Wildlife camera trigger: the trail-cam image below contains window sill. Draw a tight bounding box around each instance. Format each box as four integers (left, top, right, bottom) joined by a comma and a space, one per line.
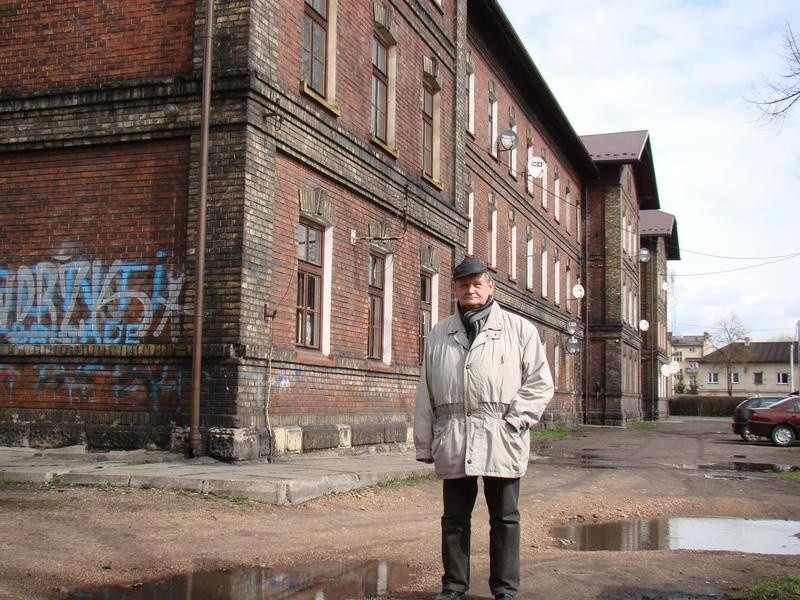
300, 82, 342, 117
421, 172, 443, 190
295, 348, 335, 367
371, 136, 399, 158
368, 360, 394, 373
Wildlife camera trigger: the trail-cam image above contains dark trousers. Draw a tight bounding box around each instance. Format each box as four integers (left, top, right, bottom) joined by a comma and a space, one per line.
441, 476, 521, 596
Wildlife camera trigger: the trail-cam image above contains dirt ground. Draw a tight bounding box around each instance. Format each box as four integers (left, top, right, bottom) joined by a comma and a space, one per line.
1, 417, 798, 600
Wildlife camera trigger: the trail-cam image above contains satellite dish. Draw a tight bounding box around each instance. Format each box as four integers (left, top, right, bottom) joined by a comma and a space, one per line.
660, 364, 671, 377
498, 129, 519, 151
526, 157, 545, 179
638, 319, 650, 332
571, 283, 585, 300
565, 336, 581, 355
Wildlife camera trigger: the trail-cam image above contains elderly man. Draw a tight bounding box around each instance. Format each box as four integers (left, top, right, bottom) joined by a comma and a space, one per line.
414, 257, 554, 600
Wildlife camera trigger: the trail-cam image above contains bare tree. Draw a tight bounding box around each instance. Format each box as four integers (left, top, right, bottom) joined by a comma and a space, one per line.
711, 313, 751, 396
750, 25, 800, 121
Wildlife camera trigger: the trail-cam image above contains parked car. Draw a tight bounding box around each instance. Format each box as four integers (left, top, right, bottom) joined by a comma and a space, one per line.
732, 395, 789, 441
746, 395, 800, 446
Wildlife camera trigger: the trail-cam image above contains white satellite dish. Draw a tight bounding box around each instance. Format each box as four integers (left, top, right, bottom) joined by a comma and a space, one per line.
526, 157, 545, 179
638, 319, 650, 332
571, 283, 585, 300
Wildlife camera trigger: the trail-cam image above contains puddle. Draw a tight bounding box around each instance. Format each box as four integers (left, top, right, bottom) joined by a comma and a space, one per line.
699, 461, 799, 473
67, 560, 413, 599
530, 450, 620, 469
552, 517, 800, 554
615, 595, 719, 600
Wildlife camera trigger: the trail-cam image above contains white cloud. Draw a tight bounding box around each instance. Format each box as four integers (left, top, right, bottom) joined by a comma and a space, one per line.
498, 0, 800, 340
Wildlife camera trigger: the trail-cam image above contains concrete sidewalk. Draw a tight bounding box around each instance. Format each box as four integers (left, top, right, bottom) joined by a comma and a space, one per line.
0, 444, 434, 505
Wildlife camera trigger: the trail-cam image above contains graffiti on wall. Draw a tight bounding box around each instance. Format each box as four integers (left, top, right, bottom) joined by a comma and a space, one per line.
0, 361, 185, 411
0, 251, 184, 344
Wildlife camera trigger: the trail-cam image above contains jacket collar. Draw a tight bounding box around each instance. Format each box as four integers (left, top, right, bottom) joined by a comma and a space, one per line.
447, 303, 503, 350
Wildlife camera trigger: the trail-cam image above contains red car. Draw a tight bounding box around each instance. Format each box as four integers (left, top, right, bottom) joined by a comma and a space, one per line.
746, 395, 800, 446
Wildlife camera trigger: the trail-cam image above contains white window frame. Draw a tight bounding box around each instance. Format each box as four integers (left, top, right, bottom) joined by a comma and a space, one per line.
526, 233, 534, 290
541, 247, 548, 298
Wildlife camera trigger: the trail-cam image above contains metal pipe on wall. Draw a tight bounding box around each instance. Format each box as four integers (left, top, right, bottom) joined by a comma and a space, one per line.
189, 0, 214, 457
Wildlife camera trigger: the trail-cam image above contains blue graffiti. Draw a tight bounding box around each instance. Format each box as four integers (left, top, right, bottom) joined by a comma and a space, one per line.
33, 363, 185, 410
0, 252, 184, 344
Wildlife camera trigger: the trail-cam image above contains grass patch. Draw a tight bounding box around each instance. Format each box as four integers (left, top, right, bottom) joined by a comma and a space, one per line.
377, 470, 438, 489
530, 425, 572, 442
139, 482, 153, 490
95, 482, 115, 492
0, 479, 10, 488
774, 470, 800, 484
732, 574, 800, 599
627, 420, 653, 430
227, 494, 250, 506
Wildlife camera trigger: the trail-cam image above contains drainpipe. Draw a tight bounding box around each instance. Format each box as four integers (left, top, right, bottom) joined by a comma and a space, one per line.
189, 0, 214, 457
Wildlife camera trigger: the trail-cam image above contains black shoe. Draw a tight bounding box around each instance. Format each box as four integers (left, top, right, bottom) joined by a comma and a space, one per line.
435, 591, 466, 600
494, 594, 514, 600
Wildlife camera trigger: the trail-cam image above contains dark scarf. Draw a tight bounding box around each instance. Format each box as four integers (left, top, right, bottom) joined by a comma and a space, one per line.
458, 297, 495, 344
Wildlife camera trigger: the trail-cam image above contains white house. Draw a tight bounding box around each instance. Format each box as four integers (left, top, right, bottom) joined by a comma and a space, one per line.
695, 341, 799, 397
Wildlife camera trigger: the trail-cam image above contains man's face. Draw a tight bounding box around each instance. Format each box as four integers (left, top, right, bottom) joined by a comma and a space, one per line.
454, 272, 494, 309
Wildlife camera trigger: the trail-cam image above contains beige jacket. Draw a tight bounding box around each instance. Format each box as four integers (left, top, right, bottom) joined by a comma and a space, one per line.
414, 302, 554, 479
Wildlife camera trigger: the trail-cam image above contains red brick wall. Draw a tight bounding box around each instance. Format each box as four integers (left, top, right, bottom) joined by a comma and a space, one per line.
0, 0, 195, 95
0, 139, 190, 412
267, 154, 452, 418
276, 0, 457, 202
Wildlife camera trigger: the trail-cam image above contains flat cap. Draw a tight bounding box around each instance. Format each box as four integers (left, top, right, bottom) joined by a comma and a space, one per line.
452, 257, 488, 280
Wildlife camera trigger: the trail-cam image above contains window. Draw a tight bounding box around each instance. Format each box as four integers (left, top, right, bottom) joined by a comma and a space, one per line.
565, 184, 572, 233
541, 157, 548, 210
525, 231, 534, 290
708, 372, 719, 384
673, 351, 683, 362
296, 220, 324, 349
730, 372, 739, 384
508, 123, 518, 177
541, 246, 548, 298
753, 371, 763, 385
371, 8, 397, 150
466, 189, 474, 255
488, 202, 497, 269
302, 0, 328, 96
778, 372, 789, 384
422, 57, 442, 183
368, 252, 385, 359
371, 36, 389, 143
525, 143, 535, 196
422, 85, 434, 177
419, 272, 432, 362
554, 168, 560, 222
554, 256, 561, 305
508, 212, 517, 281
565, 267, 572, 313
466, 53, 475, 135
488, 84, 498, 157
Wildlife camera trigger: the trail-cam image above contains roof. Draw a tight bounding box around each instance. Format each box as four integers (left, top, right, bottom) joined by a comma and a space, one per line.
700, 341, 799, 364
581, 130, 649, 161
468, 0, 598, 182
580, 130, 660, 210
640, 209, 681, 260
670, 333, 709, 346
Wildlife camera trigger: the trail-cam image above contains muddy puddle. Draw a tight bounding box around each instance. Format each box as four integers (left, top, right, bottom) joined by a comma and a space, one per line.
552, 516, 800, 554
67, 559, 414, 599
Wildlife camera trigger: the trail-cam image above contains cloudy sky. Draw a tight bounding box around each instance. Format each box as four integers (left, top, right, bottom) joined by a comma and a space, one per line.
496, 0, 800, 343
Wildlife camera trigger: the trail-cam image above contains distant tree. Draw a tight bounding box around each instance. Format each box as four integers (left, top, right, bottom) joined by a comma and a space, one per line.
750, 25, 800, 121
712, 313, 751, 397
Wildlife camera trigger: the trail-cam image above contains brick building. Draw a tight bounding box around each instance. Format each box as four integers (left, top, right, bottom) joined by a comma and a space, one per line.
1, 1, 672, 458
580, 131, 680, 425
